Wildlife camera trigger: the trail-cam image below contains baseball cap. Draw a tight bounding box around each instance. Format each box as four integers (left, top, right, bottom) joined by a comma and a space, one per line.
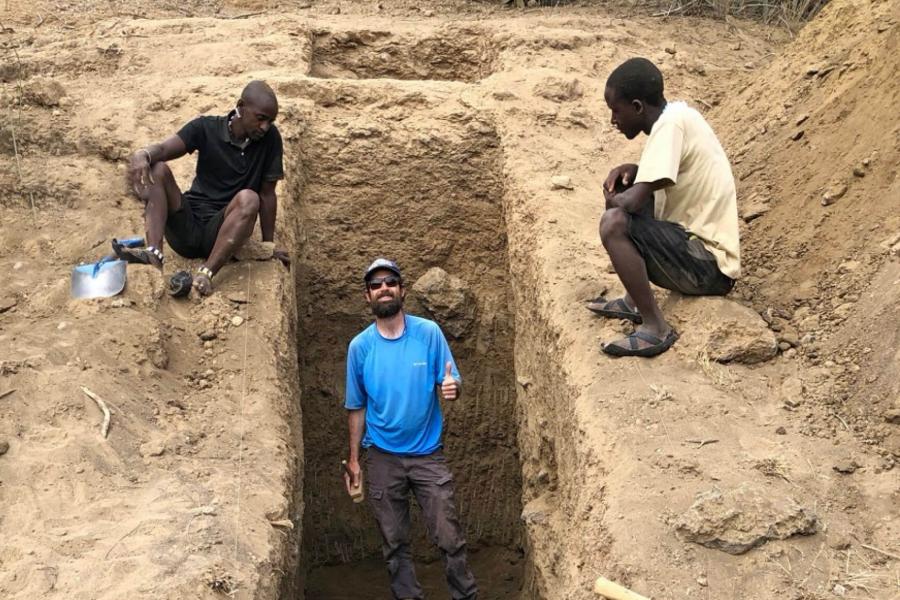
363, 258, 402, 282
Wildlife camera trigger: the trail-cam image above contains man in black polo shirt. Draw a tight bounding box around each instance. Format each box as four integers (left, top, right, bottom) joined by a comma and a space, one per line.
121, 80, 286, 295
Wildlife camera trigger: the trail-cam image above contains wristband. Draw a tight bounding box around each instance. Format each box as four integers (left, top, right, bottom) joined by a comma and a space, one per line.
140, 148, 153, 164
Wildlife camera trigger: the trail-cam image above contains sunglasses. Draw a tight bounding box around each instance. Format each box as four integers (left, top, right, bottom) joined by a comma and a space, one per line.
367, 276, 401, 291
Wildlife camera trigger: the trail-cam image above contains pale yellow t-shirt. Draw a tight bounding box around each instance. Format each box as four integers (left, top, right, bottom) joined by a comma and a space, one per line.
634, 101, 740, 279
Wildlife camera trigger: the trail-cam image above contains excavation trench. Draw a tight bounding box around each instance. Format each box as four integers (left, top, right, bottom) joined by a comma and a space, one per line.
309, 26, 497, 82
282, 92, 529, 598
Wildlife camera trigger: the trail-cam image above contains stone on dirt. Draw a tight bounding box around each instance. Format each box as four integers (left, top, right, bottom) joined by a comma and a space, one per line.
885, 409, 900, 424
780, 376, 803, 407
0, 440, 9, 456
146, 328, 168, 370
23, 78, 67, 107
0, 296, 17, 313
740, 198, 770, 222
411, 267, 476, 339
521, 496, 551, 525
235, 240, 274, 261
533, 76, 584, 102
832, 459, 858, 474
140, 440, 165, 458
668, 296, 777, 364
550, 175, 574, 190
675, 484, 819, 554
821, 182, 848, 206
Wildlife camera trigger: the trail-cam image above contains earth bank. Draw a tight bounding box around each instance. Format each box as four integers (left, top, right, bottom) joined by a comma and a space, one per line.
0, 2, 898, 600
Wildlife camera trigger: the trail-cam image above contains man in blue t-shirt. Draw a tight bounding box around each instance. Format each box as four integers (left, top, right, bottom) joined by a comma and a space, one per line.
344, 258, 478, 600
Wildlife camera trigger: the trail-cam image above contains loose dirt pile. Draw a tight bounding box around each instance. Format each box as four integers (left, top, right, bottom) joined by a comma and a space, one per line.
716, 0, 900, 464
1, 1, 897, 599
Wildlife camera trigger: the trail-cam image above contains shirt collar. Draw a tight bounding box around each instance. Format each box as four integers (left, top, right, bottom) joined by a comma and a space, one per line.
221, 109, 250, 149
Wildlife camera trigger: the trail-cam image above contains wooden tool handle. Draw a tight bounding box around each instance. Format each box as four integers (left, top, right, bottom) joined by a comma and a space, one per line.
594, 577, 650, 600
341, 460, 365, 503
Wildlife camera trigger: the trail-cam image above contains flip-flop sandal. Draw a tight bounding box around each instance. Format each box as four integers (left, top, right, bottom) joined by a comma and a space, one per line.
193, 266, 213, 297
112, 239, 163, 267
586, 296, 643, 324
168, 270, 193, 298
602, 329, 679, 358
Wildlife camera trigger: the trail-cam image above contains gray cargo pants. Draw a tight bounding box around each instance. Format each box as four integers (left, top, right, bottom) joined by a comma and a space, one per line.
365, 447, 478, 600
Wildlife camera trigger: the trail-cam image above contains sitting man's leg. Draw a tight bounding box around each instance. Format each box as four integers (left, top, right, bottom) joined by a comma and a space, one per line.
598, 207, 676, 357
597, 209, 734, 357
118, 161, 183, 267
192, 189, 260, 296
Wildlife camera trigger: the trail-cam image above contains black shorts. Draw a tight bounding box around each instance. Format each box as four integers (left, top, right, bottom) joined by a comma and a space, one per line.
627, 213, 734, 296
164, 198, 226, 259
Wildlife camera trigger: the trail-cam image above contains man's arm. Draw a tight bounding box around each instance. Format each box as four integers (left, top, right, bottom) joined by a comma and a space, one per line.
344, 408, 366, 493
127, 134, 188, 195
259, 179, 291, 265
259, 180, 277, 242
604, 179, 670, 214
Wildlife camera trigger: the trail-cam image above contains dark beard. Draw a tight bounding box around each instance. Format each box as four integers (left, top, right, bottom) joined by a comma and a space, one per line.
371, 295, 402, 318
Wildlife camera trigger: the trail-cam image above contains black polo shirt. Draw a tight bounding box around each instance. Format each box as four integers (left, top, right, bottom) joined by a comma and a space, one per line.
176, 110, 284, 221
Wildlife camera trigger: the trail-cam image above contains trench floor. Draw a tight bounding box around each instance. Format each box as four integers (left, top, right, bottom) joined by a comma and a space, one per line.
306, 547, 524, 599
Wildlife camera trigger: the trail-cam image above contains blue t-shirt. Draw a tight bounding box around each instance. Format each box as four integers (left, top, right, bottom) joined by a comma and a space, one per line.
344, 314, 460, 456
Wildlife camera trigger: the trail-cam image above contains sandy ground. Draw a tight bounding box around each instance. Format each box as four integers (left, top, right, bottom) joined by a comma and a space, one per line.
1, 0, 898, 599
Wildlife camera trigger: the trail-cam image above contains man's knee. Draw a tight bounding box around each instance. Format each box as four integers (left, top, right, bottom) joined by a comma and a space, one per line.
600, 207, 629, 243
149, 161, 172, 181
234, 189, 260, 219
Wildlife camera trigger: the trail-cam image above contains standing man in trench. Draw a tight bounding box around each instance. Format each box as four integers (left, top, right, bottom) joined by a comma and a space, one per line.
343, 258, 478, 600
588, 57, 741, 357
121, 80, 288, 296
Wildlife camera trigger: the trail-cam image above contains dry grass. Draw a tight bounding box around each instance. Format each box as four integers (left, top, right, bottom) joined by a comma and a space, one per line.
505, 0, 830, 29
696, 348, 735, 388
753, 457, 793, 483
647, 0, 829, 25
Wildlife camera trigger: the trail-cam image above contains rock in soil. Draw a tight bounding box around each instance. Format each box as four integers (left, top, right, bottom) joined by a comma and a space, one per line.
412, 267, 476, 339
668, 296, 777, 364
0, 440, 9, 455
234, 240, 275, 261
821, 182, 848, 206
740, 199, 770, 222
0, 296, 17, 313
884, 409, 900, 424
23, 77, 67, 107
675, 484, 819, 554
140, 440, 166, 458
533, 76, 584, 102
833, 460, 859, 474
550, 175, 574, 190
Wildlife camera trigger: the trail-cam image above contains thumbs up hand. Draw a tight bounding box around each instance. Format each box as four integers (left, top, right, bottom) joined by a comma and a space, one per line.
441, 361, 459, 401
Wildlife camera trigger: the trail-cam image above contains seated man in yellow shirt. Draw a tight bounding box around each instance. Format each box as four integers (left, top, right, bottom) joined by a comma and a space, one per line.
588, 57, 741, 357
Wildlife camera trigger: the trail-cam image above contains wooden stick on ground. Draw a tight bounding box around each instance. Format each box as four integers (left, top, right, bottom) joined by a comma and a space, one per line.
81, 386, 111, 438
861, 544, 900, 561
0, 388, 16, 400
594, 576, 651, 600
685, 438, 719, 449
